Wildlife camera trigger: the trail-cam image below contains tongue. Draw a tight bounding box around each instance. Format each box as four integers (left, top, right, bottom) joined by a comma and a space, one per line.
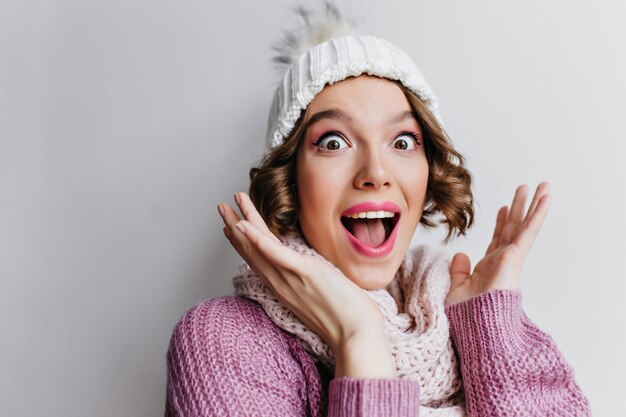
351, 218, 386, 248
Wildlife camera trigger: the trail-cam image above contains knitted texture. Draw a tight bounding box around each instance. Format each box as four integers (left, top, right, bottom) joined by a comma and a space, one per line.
165, 296, 323, 417
165, 295, 421, 417
265, 34, 442, 154
233, 234, 465, 416
444, 290, 593, 416
328, 377, 421, 416
164, 291, 592, 416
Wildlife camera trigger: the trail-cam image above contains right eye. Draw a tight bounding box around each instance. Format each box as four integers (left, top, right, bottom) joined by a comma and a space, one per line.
314, 132, 348, 151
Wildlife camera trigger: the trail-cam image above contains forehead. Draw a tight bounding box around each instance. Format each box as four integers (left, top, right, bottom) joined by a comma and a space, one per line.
304, 75, 417, 131
306, 75, 411, 115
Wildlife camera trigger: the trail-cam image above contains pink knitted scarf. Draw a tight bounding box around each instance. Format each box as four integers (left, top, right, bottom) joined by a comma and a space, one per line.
232, 234, 466, 416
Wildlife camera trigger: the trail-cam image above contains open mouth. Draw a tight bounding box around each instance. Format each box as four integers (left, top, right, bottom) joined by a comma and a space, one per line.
340, 213, 400, 249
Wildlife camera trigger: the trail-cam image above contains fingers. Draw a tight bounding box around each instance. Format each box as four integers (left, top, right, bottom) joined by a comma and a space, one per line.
234, 220, 305, 274
218, 192, 281, 245
234, 192, 282, 244
500, 184, 528, 246
219, 202, 242, 231
218, 198, 307, 281
450, 252, 471, 287
222, 223, 289, 296
219, 198, 286, 287
485, 206, 508, 256
513, 193, 552, 259
222, 224, 256, 273
491, 182, 552, 252
522, 181, 551, 225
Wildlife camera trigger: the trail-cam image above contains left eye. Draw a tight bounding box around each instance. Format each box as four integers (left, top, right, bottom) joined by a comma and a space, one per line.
391, 133, 419, 150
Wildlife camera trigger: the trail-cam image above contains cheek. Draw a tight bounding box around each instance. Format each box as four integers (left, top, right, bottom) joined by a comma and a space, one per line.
411, 165, 429, 193
296, 154, 348, 207
398, 160, 429, 210
297, 160, 323, 209
296, 158, 336, 231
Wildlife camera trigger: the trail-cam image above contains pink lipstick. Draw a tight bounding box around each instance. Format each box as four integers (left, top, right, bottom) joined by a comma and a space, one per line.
340, 201, 401, 258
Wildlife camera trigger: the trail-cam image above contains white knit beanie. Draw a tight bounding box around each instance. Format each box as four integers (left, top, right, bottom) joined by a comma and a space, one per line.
265, 2, 443, 155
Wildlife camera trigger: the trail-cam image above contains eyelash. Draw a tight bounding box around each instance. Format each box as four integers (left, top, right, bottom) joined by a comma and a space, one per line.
313, 130, 422, 149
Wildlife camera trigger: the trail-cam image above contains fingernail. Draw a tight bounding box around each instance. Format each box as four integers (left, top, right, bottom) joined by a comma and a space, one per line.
235, 222, 246, 234
234, 193, 241, 205
217, 204, 224, 217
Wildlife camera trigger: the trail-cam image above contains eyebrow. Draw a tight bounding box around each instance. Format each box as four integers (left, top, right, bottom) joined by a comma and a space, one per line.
304, 108, 416, 131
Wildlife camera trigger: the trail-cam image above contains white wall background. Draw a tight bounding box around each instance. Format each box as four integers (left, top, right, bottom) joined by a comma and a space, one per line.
1, 0, 624, 415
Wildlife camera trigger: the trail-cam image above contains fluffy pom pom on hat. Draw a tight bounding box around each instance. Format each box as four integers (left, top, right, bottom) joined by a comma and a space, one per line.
264, 1, 443, 155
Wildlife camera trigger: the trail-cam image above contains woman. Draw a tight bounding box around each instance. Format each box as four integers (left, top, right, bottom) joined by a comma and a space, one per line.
165, 5, 591, 417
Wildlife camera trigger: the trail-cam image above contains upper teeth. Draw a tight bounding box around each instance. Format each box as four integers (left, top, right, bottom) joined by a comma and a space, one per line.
344, 211, 396, 219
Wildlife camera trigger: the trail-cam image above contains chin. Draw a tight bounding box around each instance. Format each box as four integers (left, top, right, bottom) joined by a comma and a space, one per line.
342, 263, 398, 290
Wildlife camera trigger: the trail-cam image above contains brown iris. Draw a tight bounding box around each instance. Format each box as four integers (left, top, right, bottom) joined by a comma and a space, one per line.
394, 139, 408, 150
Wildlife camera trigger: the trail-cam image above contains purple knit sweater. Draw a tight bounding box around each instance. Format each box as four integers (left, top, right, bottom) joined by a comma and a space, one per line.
164, 290, 591, 416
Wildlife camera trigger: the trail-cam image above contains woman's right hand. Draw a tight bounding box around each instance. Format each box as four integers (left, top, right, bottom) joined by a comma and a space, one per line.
218, 192, 396, 379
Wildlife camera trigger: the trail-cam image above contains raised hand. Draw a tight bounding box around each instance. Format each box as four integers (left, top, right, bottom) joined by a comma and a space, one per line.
218, 192, 396, 378
445, 182, 552, 308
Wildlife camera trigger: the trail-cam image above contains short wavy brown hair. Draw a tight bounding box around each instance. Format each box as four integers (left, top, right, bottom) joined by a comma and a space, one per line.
249, 79, 475, 244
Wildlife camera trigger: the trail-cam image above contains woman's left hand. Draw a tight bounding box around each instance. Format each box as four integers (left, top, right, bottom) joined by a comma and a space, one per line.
445, 182, 552, 308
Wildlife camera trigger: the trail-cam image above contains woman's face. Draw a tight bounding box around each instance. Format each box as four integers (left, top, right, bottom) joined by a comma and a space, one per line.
296, 75, 429, 290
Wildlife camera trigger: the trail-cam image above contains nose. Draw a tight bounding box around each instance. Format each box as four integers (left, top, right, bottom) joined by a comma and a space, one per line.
353, 146, 392, 190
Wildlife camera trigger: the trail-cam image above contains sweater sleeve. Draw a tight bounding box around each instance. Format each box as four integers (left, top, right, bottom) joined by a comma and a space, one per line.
164, 296, 421, 417
164, 297, 314, 417
444, 289, 592, 416
327, 377, 421, 417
